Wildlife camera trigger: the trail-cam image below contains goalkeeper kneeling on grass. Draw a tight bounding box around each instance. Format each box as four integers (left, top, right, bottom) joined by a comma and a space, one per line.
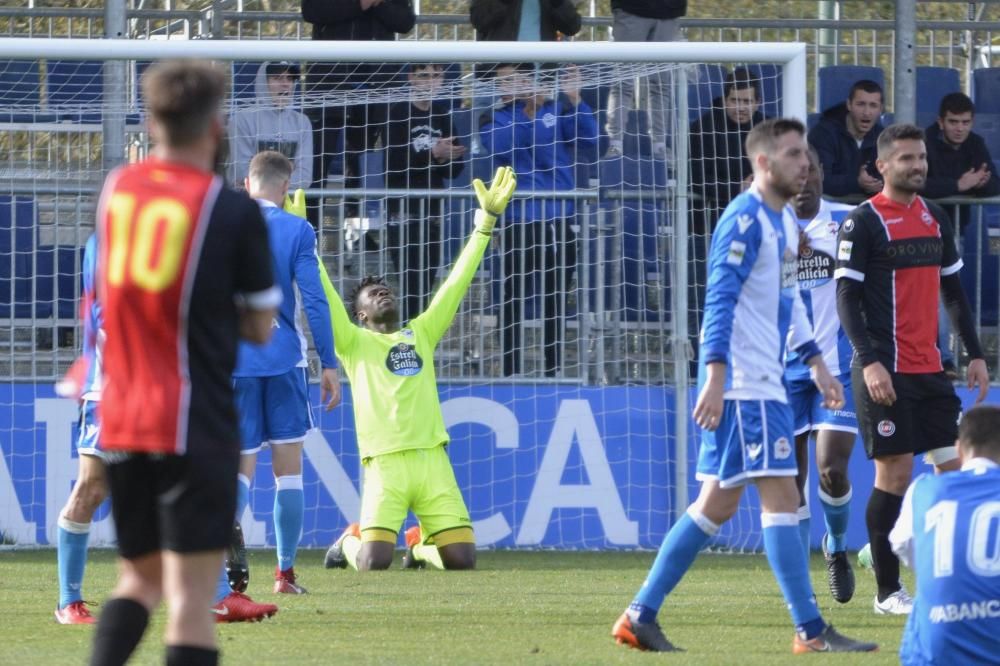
322, 166, 517, 571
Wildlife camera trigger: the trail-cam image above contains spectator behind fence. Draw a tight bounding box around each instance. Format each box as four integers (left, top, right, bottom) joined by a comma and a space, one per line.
605, 0, 687, 159
923, 92, 1000, 213
385, 63, 467, 324
469, 0, 582, 152
228, 62, 313, 192
921, 92, 1000, 376
301, 0, 415, 222
808, 79, 884, 198
689, 67, 766, 231
480, 63, 598, 377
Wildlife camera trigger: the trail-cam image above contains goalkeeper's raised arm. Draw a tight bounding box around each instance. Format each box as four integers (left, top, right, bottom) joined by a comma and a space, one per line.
412, 165, 517, 347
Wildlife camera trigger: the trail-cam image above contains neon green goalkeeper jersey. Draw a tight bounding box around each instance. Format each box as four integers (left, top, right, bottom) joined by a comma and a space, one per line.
319, 230, 490, 460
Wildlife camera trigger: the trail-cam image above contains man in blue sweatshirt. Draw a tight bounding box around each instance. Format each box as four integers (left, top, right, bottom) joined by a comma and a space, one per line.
481, 63, 598, 377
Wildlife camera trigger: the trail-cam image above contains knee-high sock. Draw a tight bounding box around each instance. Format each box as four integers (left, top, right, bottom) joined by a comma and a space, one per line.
342, 535, 362, 571
57, 516, 91, 608
867, 488, 903, 599
413, 543, 445, 570
762, 512, 824, 639
819, 486, 851, 553
89, 597, 149, 666
630, 508, 718, 622
797, 505, 811, 563
274, 474, 304, 571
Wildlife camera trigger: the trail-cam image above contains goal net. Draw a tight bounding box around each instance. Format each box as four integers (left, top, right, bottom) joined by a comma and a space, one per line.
0, 38, 805, 553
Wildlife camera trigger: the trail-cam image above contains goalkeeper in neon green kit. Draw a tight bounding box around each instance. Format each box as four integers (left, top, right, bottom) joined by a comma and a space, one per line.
321, 166, 517, 570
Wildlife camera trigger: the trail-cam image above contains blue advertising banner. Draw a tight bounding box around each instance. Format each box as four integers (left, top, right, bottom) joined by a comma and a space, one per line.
0, 382, 991, 551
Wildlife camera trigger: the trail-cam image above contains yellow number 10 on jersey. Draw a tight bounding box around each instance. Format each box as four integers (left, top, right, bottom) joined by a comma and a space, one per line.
107, 193, 192, 292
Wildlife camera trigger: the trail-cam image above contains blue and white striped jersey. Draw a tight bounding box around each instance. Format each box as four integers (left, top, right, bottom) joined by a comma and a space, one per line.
891, 458, 1000, 666
234, 200, 336, 377
699, 186, 819, 403
81, 234, 103, 401
785, 199, 856, 382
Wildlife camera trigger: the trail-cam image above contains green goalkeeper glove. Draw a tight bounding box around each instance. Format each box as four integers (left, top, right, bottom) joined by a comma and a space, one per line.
283, 188, 307, 219
472, 166, 517, 235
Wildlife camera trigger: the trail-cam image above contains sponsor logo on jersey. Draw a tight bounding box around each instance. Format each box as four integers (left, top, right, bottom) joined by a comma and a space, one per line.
838, 240, 853, 261
877, 419, 896, 437
774, 436, 792, 460
782, 249, 797, 289
885, 217, 903, 225
385, 342, 423, 376
842, 218, 854, 233
929, 600, 1000, 623
798, 249, 835, 289
727, 240, 746, 266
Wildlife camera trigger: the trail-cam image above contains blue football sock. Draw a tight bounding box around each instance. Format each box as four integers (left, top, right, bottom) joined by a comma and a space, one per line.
631, 509, 717, 619
762, 513, 824, 638
236, 473, 251, 521
797, 505, 811, 563
57, 516, 90, 608
818, 486, 852, 554
274, 475, 304, 571
214, 566, 231, 604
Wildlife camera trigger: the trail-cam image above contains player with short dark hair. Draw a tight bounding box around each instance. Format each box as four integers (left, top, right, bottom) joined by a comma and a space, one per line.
223, 150, 341, 599
890, 404, 1000, 665
612, 118, 877, 654
835, 122, 989, 617
322, 166, 517, 572
88, 59, 280, 666
785, 146, 859, 603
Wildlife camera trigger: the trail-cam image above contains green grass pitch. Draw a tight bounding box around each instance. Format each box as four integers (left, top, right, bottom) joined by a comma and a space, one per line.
1, 549, 909, 664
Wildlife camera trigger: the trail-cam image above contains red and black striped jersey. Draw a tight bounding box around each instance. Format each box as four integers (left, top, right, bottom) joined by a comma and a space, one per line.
834, 193, 961, 374
96, 158, 278, 455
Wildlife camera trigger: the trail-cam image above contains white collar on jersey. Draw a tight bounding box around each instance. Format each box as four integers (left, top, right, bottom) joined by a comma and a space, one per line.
961, 456, 999, 471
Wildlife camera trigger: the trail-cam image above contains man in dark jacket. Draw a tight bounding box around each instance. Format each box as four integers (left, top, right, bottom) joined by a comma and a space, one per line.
385, 63, 467, 323
922, 92, 1000, 374
923, 92, 1000, 206
301, 0, 416, 222
605, 0, 687, 159
469, 0, 582, 148
807, 78, 884, 198
689, 67, 765, 230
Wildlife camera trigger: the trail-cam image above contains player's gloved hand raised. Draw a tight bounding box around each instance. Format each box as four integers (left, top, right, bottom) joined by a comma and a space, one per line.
283, 188, 307, 219
472, 166, 517, 235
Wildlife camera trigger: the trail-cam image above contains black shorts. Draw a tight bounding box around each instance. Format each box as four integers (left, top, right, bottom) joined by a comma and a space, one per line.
852, 367, 961, 460
106, 451, 238, 559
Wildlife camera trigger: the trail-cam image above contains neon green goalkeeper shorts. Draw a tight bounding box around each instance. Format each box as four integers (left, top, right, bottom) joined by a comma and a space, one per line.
359, 445, 472, 541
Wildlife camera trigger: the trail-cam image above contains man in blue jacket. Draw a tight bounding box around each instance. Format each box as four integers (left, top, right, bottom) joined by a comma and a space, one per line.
481, 63, 598, 377
807, 79, 885, 198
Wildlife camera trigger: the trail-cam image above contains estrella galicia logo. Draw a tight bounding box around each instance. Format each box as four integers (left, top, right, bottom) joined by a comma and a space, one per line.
797, 249, 834, 290
386, 342, 423, 376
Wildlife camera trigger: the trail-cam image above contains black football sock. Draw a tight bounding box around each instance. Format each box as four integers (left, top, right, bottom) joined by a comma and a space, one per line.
89, 597, 149, 666
166, 645, 219, 666
867, 488, 904, 601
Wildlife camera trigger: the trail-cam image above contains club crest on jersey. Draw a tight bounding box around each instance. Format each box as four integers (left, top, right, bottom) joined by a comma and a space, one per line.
386, 342, 423, 376
877, 420, 896, 437
774, 437, 792, 460
921, 209, 934, 225
401, 328, 414, 338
